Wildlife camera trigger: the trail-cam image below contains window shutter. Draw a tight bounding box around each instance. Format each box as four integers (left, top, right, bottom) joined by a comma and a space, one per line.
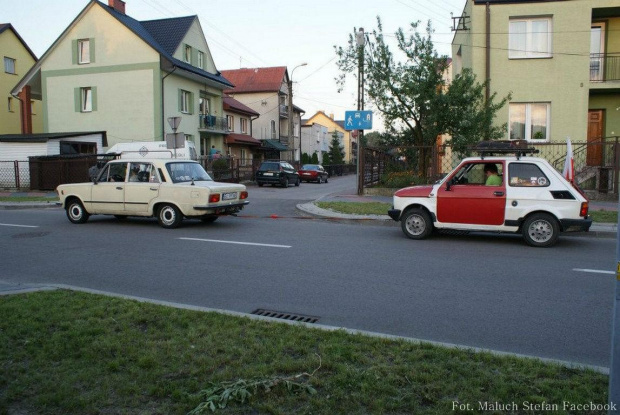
191, 48, 197, 67
74, 88, 81, 112
72, 40, 78, 65
89, 38, 96, 63
91, 87, 97, 111
188, 92, 194, 114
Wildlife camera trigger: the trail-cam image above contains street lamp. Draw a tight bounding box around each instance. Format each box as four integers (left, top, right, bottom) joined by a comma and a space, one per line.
289, 62, 307, 164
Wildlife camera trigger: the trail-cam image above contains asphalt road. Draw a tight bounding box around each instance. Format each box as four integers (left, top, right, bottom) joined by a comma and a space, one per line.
0, 176, 617, 369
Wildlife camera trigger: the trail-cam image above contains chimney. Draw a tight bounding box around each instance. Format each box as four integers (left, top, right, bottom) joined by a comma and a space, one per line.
108, 0, 126, 14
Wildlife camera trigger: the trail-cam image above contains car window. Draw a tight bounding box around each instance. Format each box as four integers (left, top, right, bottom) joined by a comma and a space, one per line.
452, 163, 503, 185
99, 163, 127, 182
128, 162, 158, 183
259, 162, 280, 171
166, 162, 213, 183
302, 165, 317, 170
508, 163, 550, 187
283, 163, 294, 170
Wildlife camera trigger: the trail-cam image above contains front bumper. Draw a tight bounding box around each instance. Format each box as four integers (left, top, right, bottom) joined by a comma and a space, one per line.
560, 218, 593, 232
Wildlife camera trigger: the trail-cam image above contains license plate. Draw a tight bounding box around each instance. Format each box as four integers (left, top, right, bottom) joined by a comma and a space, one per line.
222, 192, 237, 200
263, 172, 273, 176
302, 173, 310, 175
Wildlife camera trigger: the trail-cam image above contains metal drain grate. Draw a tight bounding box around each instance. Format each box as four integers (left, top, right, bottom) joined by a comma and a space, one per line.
251, 309, 319, 324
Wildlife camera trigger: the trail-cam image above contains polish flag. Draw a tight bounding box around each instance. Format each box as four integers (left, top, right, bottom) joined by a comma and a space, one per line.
562, 138, 574, 183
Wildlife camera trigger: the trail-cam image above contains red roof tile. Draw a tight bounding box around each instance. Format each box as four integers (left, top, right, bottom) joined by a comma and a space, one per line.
221, 67, 287, 94
225, 133, 262, 146
223, 96, 259, 116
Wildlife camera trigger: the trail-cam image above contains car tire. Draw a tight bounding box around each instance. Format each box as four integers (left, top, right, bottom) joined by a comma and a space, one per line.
201, 215, 218, 224
401, 208, 433, 240
522, 213, 559, 247
318, 177, 323, 184
325, 176, 328, 183
157, 204, 182, 229
66, 199, 89, 224
295, 177, 300, 187
282, 177, 289, 188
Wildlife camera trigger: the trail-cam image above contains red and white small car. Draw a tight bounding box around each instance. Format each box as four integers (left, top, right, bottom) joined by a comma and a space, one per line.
387, 151, 592, 247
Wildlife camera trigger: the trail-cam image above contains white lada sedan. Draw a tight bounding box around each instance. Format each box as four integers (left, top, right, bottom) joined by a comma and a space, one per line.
388, 151, 592, 247
57, 159, 249, 229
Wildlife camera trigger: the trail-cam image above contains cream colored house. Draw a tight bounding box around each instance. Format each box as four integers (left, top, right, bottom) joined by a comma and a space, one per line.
452, 0, 620, 147
221, 67, 305, 162
303, 111, 356, 164
11, 0, 232, 155
0, 24, 41, 134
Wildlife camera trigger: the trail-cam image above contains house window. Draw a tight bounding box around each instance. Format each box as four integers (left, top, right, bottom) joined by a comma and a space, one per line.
240, 148, 247, 166
81, 87, 93, 112
509, 17, 552, 59
78, 39, 90, 64
60, 141, 96, 154
271, 120, 276, 139
184, 45, 192, 63
509, 103, 550, 141
4, 57, 16, 74
240, 118, 247, 134
227, 115, 234, 131
197, 51, 204, 69
180, 90, 192, 114
590, 22, 605, 81
31, 100, 36, 115
199, 96, 210, 115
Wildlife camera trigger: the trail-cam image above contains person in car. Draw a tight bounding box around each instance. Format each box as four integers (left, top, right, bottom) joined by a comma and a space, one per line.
484, 163, 502, 186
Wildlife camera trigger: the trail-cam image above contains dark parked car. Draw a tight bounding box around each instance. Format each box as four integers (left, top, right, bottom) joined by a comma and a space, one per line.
298, 164, 329, 183
255, 160, 300, 187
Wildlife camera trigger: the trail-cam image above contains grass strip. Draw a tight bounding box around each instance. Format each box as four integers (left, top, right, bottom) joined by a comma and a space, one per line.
0, 290, 608, 414
315, 201, 391, 216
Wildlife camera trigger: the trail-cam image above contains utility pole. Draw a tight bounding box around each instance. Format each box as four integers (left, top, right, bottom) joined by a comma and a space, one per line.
356, 27, 365, 195
289, 63, 307, 164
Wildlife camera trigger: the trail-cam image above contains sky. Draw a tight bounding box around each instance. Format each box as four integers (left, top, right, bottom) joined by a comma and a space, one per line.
4, 0, 466, 127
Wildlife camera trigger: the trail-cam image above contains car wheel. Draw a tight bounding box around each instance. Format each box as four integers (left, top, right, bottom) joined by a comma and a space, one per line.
201, 215, 218, 224
66, 199, 89, 224
157, 204, 182, 229
295, 177, 300, 187
318, 177, 323, 184
401, 208, 433, 240
522, 213, 559, 247
282, 177, 289, 188
325, 176, 328, 183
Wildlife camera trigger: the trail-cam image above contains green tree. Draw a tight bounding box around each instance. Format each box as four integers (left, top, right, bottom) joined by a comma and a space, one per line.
327, 131, 345, 165
311, 152, 319, 164
335, 18, 510, 173
301, 153, 310, 164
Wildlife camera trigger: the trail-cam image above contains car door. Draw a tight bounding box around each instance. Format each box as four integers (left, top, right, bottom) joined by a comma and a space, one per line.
124, 162, 160, 214
436, 161, 506, 226
91, 162, 127, 214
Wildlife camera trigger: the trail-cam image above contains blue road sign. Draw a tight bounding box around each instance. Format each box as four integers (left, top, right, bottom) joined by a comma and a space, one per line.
344, 110, 373, 131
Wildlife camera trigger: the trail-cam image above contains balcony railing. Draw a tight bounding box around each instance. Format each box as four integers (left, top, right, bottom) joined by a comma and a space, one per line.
590, 53, 620, 82
198, 114, 228, 132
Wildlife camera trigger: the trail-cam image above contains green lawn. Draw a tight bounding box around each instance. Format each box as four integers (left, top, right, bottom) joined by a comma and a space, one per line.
1, 290, 609, 414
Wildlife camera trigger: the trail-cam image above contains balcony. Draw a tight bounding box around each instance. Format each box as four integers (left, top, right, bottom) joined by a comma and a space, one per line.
590, 53, 620, 82
279, 104, 289, 118
198, 114, 228, 133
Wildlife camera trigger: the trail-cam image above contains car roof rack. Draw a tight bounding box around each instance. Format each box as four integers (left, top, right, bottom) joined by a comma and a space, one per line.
474, 140, 539, 160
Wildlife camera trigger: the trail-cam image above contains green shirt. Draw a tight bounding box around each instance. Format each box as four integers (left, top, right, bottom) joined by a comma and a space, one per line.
486, 174, 502, 186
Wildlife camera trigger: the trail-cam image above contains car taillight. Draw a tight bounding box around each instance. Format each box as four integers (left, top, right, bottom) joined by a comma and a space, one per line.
580, 202, 588, 217
240, 191, 248, 200
209, 194, 220, 203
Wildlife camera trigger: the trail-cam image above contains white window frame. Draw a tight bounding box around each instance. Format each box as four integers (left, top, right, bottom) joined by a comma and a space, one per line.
81, 87, 93, 112
78, 39, 90, 64
240, 118, 248, 134
197, 51, 204, 69
4, 57, 15, 74
181, 90, 191, 114
509, 102, 551, 142
226, 115, 234, 131
509, 17, 552, 59
184, 45, 192, 63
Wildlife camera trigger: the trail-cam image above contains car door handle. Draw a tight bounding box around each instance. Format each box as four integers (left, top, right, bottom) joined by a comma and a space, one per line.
493, 191, 504, 196
116, 187, 123, 190
150, 187, 158, 191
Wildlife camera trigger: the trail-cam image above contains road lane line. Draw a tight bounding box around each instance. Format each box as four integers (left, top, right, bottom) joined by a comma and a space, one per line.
178, 237, 291, 249
0, 223, 39, 228
573, 268, 615, 275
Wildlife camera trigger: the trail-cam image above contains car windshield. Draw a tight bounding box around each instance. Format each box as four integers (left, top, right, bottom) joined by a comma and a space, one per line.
166, 162, 213, 183
301, 165, 318, 170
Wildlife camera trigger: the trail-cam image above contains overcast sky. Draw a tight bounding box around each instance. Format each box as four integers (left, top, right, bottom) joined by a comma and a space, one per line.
4, 0, 465, 126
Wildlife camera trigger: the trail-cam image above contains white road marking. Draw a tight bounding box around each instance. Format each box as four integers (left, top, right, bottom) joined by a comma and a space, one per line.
178, 237, 291, 248
573, 268, 615, 275
0, 223, 39, 228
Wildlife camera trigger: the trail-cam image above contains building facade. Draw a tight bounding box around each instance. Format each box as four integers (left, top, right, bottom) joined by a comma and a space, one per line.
303, 111, 356, 164
11, 0, 232, 155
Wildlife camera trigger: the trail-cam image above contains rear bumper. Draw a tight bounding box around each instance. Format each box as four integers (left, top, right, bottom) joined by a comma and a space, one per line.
560, 218, 593, 233
388, 209, 401, 221
193, 200, 249, 214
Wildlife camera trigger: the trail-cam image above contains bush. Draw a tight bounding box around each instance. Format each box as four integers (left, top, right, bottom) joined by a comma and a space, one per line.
379, 171, 427, 188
